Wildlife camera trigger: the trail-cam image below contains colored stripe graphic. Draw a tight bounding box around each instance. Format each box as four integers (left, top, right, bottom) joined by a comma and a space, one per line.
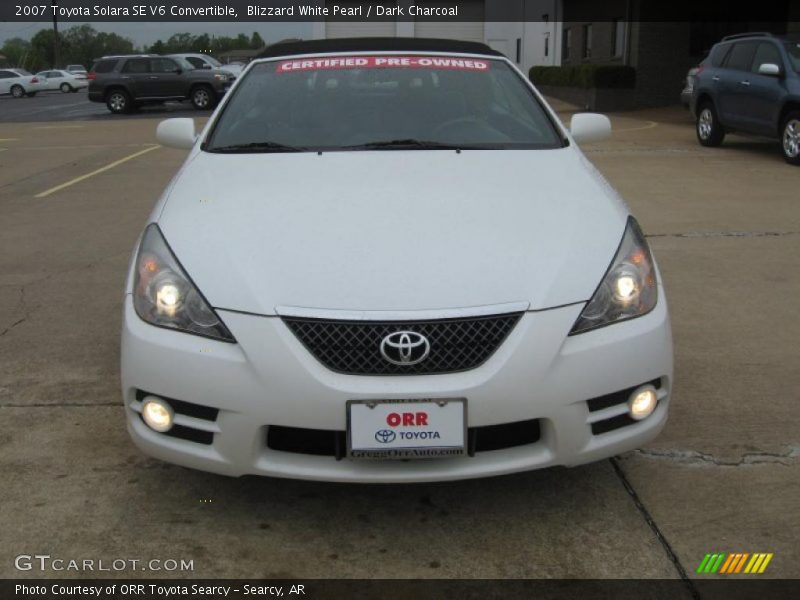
734, 553, 749, 573
703, 553, 774, 575
758, 554, 773, 573
696, 554, 712, 573
718, 553, 735, 573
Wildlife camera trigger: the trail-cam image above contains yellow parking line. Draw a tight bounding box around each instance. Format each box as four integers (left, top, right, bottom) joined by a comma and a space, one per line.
35, 145, 160, 198
33, 125, 84, 130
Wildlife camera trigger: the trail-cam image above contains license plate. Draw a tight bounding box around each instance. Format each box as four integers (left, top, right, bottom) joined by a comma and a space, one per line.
347, 398, 466, 459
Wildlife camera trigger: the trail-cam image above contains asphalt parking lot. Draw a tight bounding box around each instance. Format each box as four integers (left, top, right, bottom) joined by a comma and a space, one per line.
0, 91, 797, 586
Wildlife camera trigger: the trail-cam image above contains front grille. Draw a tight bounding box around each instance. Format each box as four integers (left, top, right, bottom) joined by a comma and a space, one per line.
282, 312, 523, 375
266, 419, 540, 459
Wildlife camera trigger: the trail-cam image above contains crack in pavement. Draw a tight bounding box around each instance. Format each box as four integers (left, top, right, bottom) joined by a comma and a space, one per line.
647, 230, 799, 239
0, 286, 28, 337
629, 447, 799, 467
0, 251, 129, 336
610, 458, 700, 599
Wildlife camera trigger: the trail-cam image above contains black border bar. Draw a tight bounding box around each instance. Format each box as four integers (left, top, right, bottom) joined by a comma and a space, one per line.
4, 579, 800, 600
2, 0, 798, 23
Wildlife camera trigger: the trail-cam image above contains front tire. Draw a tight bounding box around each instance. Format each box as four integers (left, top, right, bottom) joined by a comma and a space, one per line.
60, 83, 72, 93
780, 112, 800, 166
190, 85, 215, 110
10, 85, 24, 98
696, 102, 725, 147
106, 89, 131, 114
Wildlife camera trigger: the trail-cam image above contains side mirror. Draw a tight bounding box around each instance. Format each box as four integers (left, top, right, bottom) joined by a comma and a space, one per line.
174, 68, 183, 75
757, 63, 782, 77
157, 118, 196, 150
569, 113, 612, 144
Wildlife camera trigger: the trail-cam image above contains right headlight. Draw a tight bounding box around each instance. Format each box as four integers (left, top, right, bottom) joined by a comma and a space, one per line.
569, 217, 658, 335
133, 224, 235, 342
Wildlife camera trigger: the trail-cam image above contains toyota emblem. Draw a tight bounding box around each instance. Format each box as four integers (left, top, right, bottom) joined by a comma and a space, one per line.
380, 331, 431, 366
374, 430, 396, 444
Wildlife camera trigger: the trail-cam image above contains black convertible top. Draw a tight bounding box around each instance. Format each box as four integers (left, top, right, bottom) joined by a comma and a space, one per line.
258, 37, 503, 59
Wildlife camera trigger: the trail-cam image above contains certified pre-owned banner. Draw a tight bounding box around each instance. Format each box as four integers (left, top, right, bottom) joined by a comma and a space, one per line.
2, 0, 796, 22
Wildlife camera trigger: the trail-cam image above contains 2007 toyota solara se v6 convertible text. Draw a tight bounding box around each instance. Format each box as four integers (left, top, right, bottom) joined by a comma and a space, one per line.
121, 38, 673, 482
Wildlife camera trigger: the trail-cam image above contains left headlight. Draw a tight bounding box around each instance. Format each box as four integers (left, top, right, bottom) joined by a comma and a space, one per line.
133, 224, 236, 342
569, 217, 658, 335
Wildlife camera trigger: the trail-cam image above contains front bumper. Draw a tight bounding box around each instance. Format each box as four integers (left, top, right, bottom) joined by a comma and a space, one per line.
121, 294, 672, 482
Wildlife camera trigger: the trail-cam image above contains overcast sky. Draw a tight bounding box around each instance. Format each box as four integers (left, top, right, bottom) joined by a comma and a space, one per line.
0, 22, 313, 48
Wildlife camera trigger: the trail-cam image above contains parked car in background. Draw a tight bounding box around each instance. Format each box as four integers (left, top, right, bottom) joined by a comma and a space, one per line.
35, 69, 88, 92
0, 68, 45, 97
124, 38, 673, 482
88, 54, 232, 114
66, 64, 87, 75
691, 32, 800, 165
168, 53, 242, 78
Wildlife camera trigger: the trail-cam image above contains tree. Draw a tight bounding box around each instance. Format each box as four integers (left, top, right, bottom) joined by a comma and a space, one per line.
250, 32, 265, 49
30, 28, 59, 68
0, 37, 31, 69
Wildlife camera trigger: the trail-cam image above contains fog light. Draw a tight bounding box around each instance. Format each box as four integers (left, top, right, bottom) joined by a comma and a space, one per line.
141, 396, 174, 432
627, 385, 658, 421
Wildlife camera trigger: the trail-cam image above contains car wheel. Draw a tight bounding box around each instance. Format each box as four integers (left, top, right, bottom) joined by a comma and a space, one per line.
780, 112, 800, 166
696, 102, 725, 147
190, 85, 215, 110
60, 83, 72, 93
106, 90, 131, 114
10, 85, 24, 98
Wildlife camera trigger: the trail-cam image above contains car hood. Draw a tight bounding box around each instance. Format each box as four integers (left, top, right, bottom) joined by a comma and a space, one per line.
157, 148, 629, 314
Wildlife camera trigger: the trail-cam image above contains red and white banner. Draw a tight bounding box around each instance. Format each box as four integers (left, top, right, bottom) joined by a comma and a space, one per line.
276, 56, 491, 73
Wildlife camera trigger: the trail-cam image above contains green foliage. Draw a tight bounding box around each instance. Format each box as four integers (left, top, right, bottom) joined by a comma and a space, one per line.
0, 26, 266, 72
529, 65, 636, 89
0, 25, 133, 71
0, 37, 31, 68
144, 31, 267, 54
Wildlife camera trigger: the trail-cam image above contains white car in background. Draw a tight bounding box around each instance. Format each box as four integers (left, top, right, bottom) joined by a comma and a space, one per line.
66, 64, 87, 75
169, 53, 243, 78
123, 39, 672, 483
0, 68, 46, 97
34, 69, 88, 93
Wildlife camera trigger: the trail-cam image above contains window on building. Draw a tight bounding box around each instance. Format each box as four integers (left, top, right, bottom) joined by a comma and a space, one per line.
563, 28, 571, 60
612, 19, 625, 58
582, 24, 592, 59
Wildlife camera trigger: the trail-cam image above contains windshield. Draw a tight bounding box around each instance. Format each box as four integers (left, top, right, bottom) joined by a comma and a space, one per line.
206, 55, 563, 152
785, 42, 800, 72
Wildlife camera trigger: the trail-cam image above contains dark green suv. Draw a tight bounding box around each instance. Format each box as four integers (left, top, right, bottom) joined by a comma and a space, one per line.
88, 54, 232, 114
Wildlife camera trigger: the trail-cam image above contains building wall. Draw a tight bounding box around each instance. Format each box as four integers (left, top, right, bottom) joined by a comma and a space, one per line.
313, 0, 562, 75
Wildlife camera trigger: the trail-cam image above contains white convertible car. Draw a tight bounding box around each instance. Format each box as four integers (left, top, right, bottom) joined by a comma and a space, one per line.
122, 38, 673, 482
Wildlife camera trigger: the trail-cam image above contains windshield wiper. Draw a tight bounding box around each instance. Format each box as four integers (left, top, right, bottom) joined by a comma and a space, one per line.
343, 139, 475, 151
207, 141, 308, 153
